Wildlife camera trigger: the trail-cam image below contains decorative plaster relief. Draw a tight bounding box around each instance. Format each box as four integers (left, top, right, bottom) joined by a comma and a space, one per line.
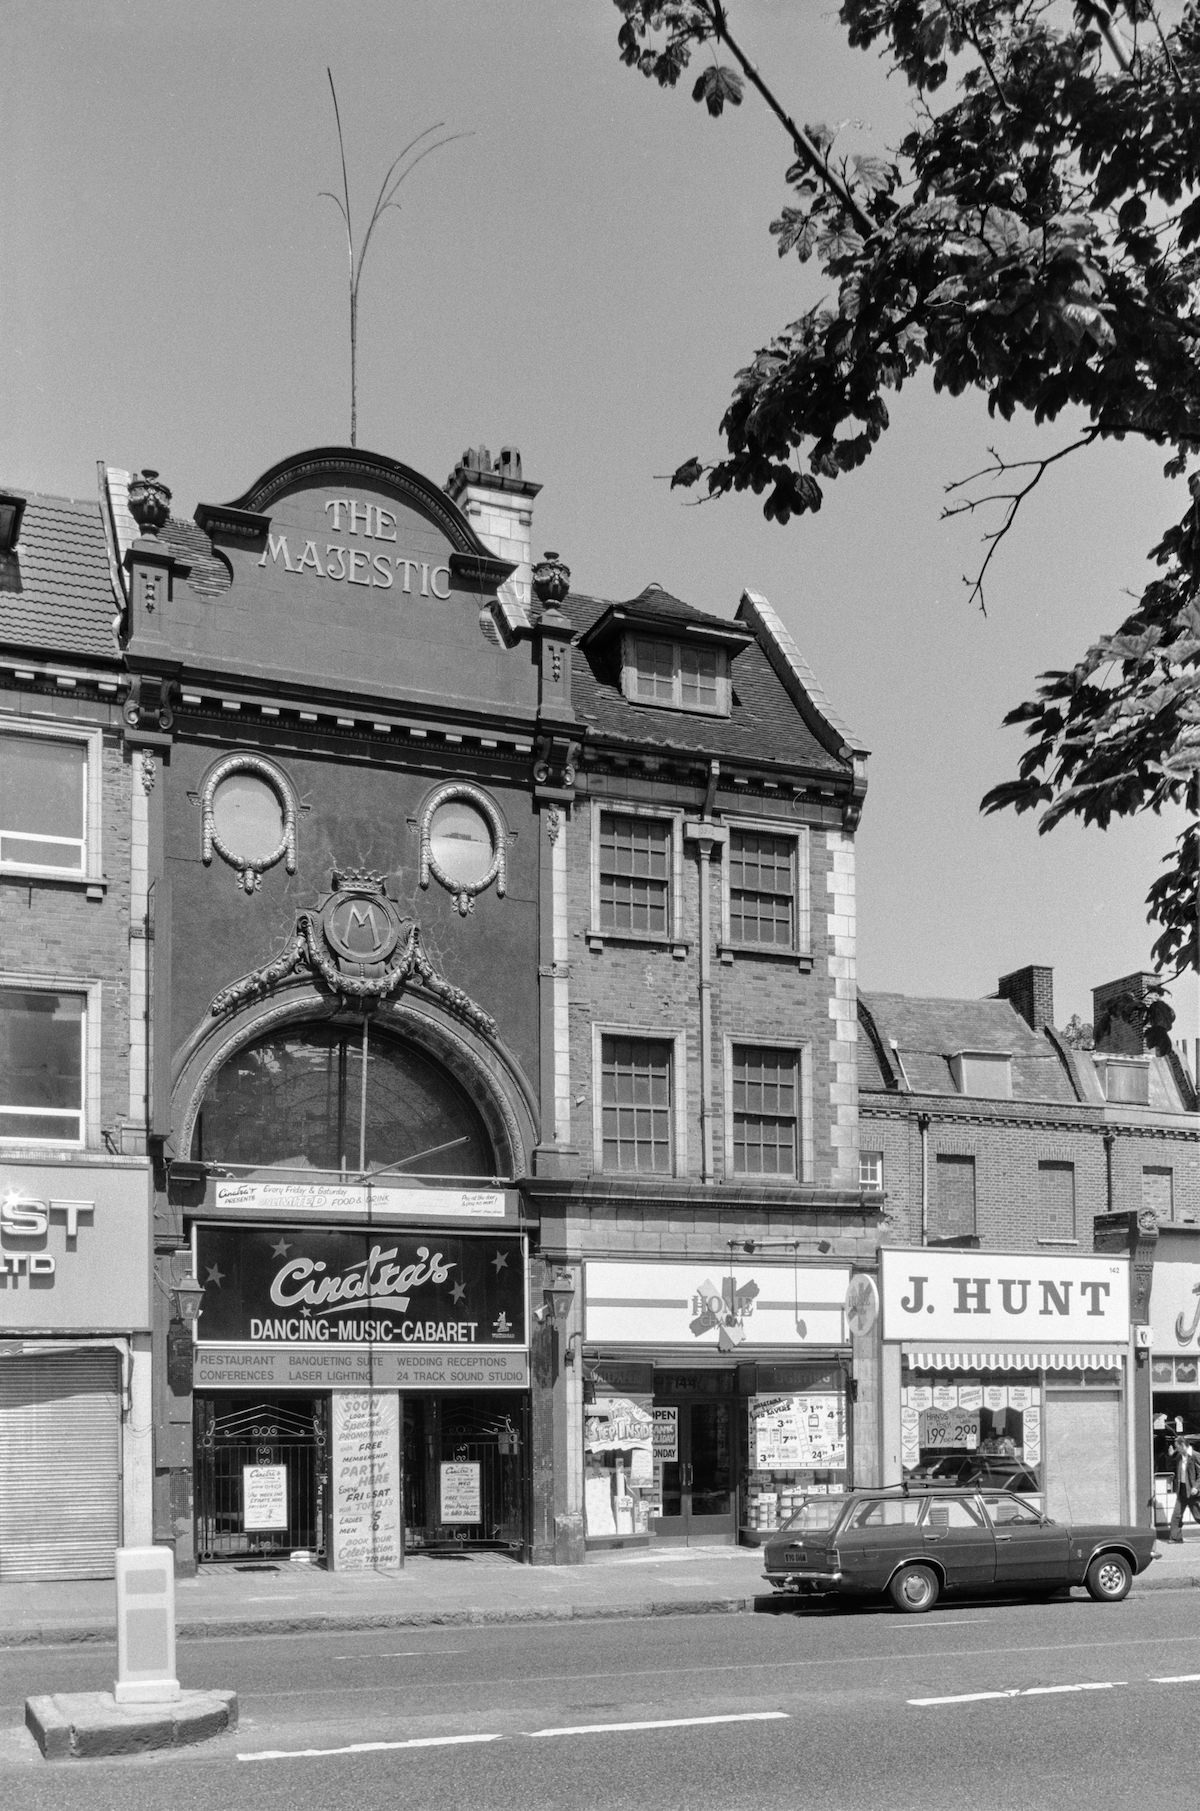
418, 782, 508, 916
201, 751, 298, 893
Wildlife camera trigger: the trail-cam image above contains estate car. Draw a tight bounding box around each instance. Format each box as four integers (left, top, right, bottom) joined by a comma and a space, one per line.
762, 1485, 1158, 1613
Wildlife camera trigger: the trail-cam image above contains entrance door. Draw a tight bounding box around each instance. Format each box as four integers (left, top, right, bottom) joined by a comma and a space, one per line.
654, 1398, 737, 1541
195, 1395, 327, 1563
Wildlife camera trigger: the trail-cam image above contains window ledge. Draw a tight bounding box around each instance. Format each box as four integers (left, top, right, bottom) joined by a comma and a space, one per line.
0, 865, 107, 901
717, 941, 812, 970
1036, 1238, 1080, 1248
587, 928, 689, 961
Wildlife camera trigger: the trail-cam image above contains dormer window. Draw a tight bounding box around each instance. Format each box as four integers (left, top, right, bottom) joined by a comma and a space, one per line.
1099, 1058, 1150, 1105
949, 1051, 1013, 1099
624, 635, 730, 716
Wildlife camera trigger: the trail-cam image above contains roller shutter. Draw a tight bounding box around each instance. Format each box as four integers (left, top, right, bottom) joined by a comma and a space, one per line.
0, 1349, 121, 1580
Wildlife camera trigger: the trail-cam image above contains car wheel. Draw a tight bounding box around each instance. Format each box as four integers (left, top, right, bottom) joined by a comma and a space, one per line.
889, 1564, 940, 1613
1085, 1552, 1133, 1603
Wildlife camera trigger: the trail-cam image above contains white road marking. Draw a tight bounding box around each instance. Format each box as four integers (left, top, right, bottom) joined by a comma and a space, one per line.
1021, 1682, 1124, 1695
334, 1650, 465, 1660
240, 1732, 503, 1762
528, 1712, 789, 1738
911, 1682, 1123, 1706
238, 1709, 789, 1762
911, 1690, 1022, 1705
1150, 1674, 1200, 1683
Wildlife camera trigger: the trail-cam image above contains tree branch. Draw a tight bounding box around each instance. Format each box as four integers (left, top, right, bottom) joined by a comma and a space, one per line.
697, 0, 876, 237
942, 432, 1100, 612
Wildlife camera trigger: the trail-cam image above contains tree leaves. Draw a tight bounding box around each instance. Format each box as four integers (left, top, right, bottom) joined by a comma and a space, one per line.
692, 64, 744, 115
614, 0, 1200, 977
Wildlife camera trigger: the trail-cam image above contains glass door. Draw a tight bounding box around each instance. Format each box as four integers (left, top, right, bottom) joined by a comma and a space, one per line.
654, 1398, 737, 1541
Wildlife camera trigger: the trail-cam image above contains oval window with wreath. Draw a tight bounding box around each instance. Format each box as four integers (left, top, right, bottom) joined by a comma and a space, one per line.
201, 753, 297, 893
419, 783, 507, 915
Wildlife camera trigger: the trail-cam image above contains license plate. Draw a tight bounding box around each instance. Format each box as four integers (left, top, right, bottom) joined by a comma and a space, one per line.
785, 1548, 806, 1563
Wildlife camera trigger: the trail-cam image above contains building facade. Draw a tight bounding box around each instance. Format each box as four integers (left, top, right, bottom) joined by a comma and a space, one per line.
0, 485, 153, 1580
859, 964, 1199, 1527
63, 437, 880, 1572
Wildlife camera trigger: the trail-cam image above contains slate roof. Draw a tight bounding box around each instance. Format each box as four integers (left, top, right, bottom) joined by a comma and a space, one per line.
564, 585, 849, 775
858, 989, 1080, 1104
0, 491, 120, 664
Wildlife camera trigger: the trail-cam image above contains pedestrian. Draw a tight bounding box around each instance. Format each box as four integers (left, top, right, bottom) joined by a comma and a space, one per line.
1168, 1434, 1200, 1543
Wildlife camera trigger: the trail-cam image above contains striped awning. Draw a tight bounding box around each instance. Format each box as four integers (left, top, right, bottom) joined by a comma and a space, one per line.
903, 1345, 1125, 1373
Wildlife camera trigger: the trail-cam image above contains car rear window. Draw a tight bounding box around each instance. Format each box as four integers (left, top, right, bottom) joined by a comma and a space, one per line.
781, 1498, 847, 1533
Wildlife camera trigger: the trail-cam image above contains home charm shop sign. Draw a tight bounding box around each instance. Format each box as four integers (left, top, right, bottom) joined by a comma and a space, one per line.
194, 1225, 527, 1350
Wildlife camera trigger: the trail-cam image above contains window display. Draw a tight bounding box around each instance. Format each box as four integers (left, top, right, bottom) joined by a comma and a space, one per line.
901, 1374, 1043, 1497
744, 1381, 848, 1535
584, 1394, 656, 1540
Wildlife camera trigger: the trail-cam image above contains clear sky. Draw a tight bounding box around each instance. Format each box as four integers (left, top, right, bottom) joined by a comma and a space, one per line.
4, 0, 1195, 1042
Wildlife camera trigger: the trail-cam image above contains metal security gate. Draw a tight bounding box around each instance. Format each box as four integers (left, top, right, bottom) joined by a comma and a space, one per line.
404, 1395, 528, 1554
195, 1395, 327, 1562
0, 1348, 122, 1581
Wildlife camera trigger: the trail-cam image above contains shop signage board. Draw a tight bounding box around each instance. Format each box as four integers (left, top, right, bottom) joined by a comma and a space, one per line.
242, 1464, 288, 1532
652, 1407, 678, 1462
440, 1462, 481, 1524
211, 1180, 515, 1223
194, 1224, 527, 1350
0, 1161, 151, 1330
880, 1249, 1130, 1343
1148, 1263, 1200, 1353
330, 1391, 401, 1570
584, 1260, 852, 1348
192, 1346, 529, 1391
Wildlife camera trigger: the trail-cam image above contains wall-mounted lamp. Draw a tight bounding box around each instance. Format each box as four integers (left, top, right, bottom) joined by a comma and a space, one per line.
542, 1270, 576, 1325
171, 1274, 205, 1331
0, 493, 26, 554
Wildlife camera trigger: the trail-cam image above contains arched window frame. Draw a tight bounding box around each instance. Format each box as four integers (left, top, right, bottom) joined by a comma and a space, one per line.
201, 752, 298, 894
418, 782, 507, 916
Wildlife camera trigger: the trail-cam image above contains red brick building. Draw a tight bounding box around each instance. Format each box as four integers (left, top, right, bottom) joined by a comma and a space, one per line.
0, 484, 153, 1579
859, 964, 1198, 1527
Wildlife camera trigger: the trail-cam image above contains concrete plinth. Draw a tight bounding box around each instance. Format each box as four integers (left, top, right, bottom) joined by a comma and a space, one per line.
25, 1688, 237, 1760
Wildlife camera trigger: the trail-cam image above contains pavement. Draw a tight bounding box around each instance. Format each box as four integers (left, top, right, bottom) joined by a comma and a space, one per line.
5, 1526, 1200, 1654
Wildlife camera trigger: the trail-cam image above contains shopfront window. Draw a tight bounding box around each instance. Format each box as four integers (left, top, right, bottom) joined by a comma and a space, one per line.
192, 1021, 495, 1176
745, 1365, 850, 1537
901, 1373, 1043, 1499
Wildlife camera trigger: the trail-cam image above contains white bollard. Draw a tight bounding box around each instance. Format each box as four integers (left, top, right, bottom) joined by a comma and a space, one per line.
113, 1546, 181, 1704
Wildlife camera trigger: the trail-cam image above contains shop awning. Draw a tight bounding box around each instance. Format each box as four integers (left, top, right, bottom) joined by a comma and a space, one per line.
903, 1345, 1126, 1372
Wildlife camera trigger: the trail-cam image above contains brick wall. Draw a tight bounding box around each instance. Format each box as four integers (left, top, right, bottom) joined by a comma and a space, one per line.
0, 702, 134, 1144
565, 778, 852, 1190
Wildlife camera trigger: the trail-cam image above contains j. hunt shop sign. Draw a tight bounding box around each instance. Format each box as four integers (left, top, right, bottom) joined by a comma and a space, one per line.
258, 499, 452, 597
880, 1249, 1130, 1344
194, 1224, 527, 1350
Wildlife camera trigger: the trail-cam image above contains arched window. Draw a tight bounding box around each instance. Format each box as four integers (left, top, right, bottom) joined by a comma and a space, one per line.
191, 1020, 495, 1177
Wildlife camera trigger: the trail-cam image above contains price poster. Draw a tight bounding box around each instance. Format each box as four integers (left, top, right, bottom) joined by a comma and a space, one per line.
919, 1407, 980, 1451
751, 1394, 846, 1469
243, 1464, 288, 1532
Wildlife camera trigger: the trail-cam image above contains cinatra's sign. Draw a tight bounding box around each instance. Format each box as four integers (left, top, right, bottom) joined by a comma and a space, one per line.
880, 1249, 1130, 1343
194, 1224, 527, 1350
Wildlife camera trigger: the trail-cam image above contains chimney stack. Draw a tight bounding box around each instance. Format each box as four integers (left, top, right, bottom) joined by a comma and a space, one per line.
1092, 971, 1157, 1054
997, 965, 1054, 1031
445, 444, 541, 605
